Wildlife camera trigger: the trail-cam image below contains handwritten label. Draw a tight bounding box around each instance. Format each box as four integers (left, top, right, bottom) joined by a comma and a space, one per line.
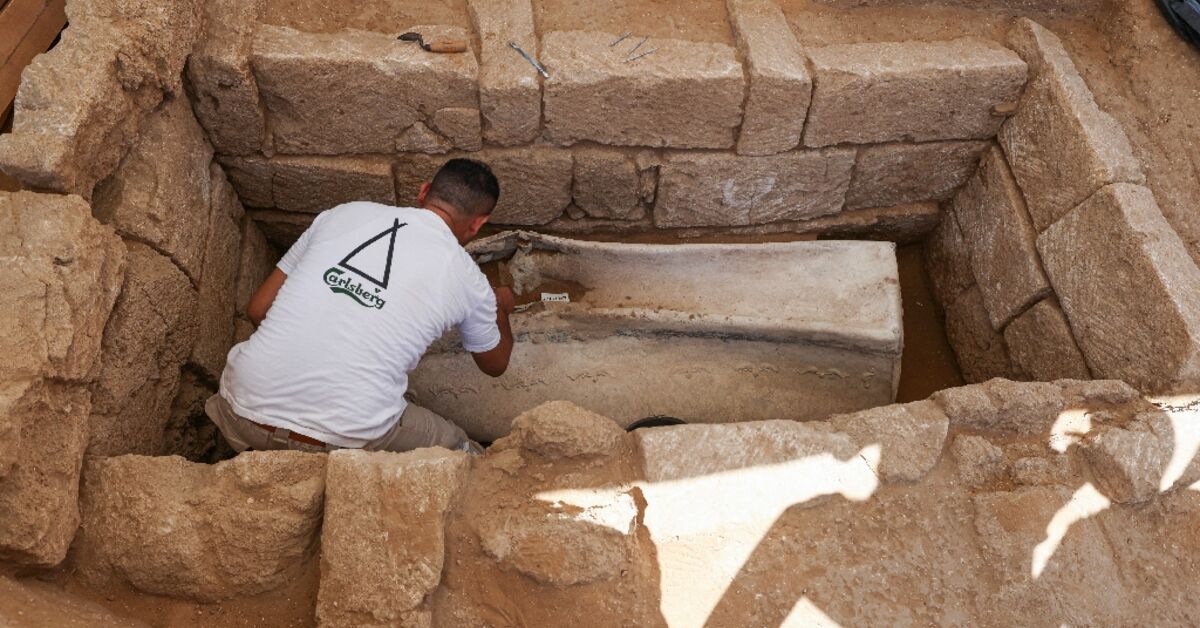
541, 292, 570, 303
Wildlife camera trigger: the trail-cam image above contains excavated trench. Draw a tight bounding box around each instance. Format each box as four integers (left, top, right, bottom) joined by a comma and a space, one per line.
5, 0, 1200, 626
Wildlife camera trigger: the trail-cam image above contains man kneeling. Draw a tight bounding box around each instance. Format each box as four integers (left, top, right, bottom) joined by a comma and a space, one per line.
205, 158, 514, 454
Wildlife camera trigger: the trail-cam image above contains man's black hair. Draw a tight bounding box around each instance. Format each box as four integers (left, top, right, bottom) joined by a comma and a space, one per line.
427, 158, 500, 217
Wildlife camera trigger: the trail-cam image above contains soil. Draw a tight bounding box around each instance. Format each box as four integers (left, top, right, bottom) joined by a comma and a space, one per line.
263, 0, 470, 34
40, 556, 321, 628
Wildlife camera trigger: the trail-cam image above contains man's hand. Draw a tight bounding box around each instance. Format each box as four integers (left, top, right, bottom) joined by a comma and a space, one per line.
494, 285, 516, 315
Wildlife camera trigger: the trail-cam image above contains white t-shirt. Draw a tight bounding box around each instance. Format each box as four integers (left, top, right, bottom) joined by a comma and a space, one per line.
220, 202, 500, 447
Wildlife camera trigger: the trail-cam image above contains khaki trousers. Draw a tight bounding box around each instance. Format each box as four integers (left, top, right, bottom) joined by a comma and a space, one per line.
204, 394, 471, 454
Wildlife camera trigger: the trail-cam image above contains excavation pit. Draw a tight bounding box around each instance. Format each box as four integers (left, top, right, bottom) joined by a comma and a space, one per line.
4, 0, 1200, 625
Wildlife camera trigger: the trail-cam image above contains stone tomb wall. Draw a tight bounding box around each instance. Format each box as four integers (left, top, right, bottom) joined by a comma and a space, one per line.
925, 19, 1200, 394
193, 0, 1028, 245
0, 0, 277, 569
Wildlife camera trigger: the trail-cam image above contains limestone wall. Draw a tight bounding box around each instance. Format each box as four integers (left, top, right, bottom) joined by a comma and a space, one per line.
926, 19, 1200, 394
0, 0, 280, 568
191, 0, 1030, 246
62, 385, 1200, 625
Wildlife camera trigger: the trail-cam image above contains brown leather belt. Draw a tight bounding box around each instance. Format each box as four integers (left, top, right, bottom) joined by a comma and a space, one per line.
249, 420, 328, 448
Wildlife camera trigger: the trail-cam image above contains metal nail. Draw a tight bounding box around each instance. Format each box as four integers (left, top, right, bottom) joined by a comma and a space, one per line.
626, 48, 658, 63
629, 36, 649, 55
509, 41, 550, 79
610, 31, 632, 46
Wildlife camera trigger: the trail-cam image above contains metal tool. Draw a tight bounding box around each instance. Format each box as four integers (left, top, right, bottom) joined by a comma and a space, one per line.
398, 32, 468, 53
628, 36, 649, 55
610, 31, 632, 46
509, 41, 550, 79
626, 48, 657, 63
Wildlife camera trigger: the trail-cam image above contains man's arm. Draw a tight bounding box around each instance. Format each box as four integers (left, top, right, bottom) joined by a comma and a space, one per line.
246, 268, 287, 327
471, 286, 515, 377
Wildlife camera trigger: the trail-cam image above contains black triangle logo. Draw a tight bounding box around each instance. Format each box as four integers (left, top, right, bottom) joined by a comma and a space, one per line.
338, 219, 405, 289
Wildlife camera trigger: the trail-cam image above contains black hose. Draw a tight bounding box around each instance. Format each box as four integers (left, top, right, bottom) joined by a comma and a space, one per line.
1154, 0, 1200, 48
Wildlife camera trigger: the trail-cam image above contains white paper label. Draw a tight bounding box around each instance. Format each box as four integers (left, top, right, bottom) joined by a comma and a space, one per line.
541, 292, 570, 303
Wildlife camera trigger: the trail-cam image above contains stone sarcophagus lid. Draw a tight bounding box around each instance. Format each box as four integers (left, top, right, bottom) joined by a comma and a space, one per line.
409, 232, 903, 441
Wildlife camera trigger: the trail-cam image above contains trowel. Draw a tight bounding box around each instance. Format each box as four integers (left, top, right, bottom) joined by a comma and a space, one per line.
397, 32, 468, 53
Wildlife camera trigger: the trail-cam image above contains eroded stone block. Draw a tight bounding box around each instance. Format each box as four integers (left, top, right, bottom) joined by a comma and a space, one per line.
923, 209, 975, 307
467, 0, 541, 145
805, 38, 1026, 147
0, 1, 203, 196
726, 0, 810, 155
829, 400, 949, 483
92, 96, 215, 284
187, 0, 267, 155
89, 242, 199, 457
252, 25, 480, 154
953, 145, 1051, 329
0, 192, 127, 384
318, 449, 469, 627
998, 19, 1144, 231
847, 140, 987, 210
1003, 297, 1091, 381
235, 220, 277, 317
502, 401, 626, 460
1038, 183, 1200, 391
273, 156, 397, 213
951, 434, 1007, 487
653, 149, 854, 227
0, 382, 91, 567
189, 166, 244, 381
933, 379, 1066, 435
943, 287, 1018, 383
76, 452, 326, 601
542, 31, 744, 149
573, 147, 641, 220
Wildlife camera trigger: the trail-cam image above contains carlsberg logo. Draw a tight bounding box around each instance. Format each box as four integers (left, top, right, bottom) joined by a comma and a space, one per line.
324, 267, 387, 309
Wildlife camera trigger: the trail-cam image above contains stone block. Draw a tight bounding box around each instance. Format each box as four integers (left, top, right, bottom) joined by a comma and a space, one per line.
847, 140, 987, 210
92, 96, 215, 284
0, 382, 91, 567
829, 400, 949, 483
726, 0, 810, 156
541, 31, 745, 149
252, 25, 480, 154
923, 209, 974, 307
653, 149, 854, 227
972, 486, 1127, 623
89, 242, 199, 457
189, 166, 244, 381
998, 19, 1144, 232
467, 0, 541, 145
0, 192, 127, 384
933, 379, 1066, 435
1083, 422, 1170, 504
0, 575, 148, 627
318, 449, 470, 627
431, 107, 484, 152
247, 209, 314, 248
573, 147, 641, 220
1003, 297, 1091, 381
76, 452, 326, 601
274, 156, 397, 214
804, 38, 1027, 147
216, 155, 273, 208
0, 1, 202, 196
501, 401, 626, 460
186, 0, 267, 155
953, 145, 1051, 329
1038, 184, 1200, 391
395, 147, 573, 225
235, 220, 277, 316
943, 287, 1018, 383
951, 434, 1007, 487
